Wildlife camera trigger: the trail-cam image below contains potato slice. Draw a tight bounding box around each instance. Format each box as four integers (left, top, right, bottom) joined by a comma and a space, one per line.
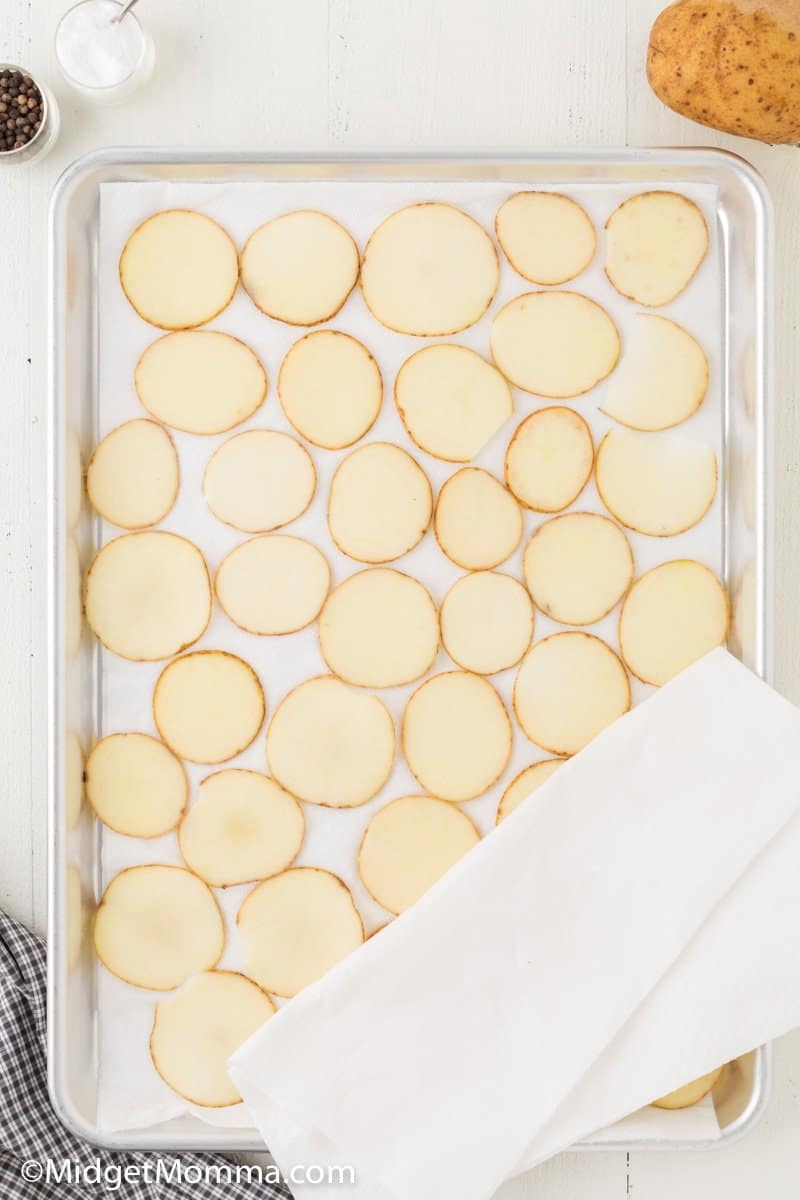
490, 292, 620, 398
595, 429, 718, 537
86, 732, 187, 838
402, 671, 512, 802
496, 760, 565, 824
135, 331, 267, 435
237, 867, 364, 997
85, 532, 211, 661
395, 344, 512, 463
523, 513, 634, 626
328, 442, 432, 563
151, 971, 275, 1107
652, 1067, 724, 1111
179, 770, 304, 886
154, 651, 265, 764
619, 560, 729, 687
495, 192, 596, 285
267, 675, 394, 808
240, 211, 359, 326
605, 192, 709, 307
440, 571, 533, 675
86, 419, 178, 530
514, 633, 630, 755
94, 864, 224, 990
434, 467, 522, 570
505, 407, 594, 513
361, 202, 499, 335
359, 796, 480, 915
319, 568, 438, 688
119, 210, 239, 330
601, 315, 708, 432
216, 535, 330, 636
204, 430, 316, 533
278, 330, 382, 449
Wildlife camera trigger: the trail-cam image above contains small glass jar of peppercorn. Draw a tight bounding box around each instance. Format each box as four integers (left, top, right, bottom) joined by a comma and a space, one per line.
0, 65, 60, 164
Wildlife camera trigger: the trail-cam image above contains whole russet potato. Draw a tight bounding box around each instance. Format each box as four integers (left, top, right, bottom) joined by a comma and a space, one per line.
647, 0, 800, 143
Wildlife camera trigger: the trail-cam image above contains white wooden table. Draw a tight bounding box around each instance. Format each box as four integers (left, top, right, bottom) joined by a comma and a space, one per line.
2, 0, 799, 1194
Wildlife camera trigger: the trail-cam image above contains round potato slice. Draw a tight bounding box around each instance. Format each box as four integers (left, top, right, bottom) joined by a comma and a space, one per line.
496, 759, 565, 824
319, 568, 438, 688
359, 796, 480, 915
619, 560, 729, 687
86, 419, 178, 530
601, 315, 709, 432
523, 513, 634, 626
204, 430, 316, 534
119, 210, 239, 330
179, 769, 304, 886
154, 651, 265, 765
94, 864, 224, 991
361, 202, 499, 336
151, 971, 276, 1107
652, 1067, 724, 1111
434, 468, 522, 570
595, 429, 718, 537
84, 532, 211, 662
278, 330, 382, 450
240, 211, 359, 326
395, 344, 513, 463
328, 442, 432, 564
440, 571, 533, 675
490, 291, 620, 398
86, 733, 187, 838
605, 191, 709, 307
267, 675, 395, 808
402, 671, 512, 802
135, 331, 267, 435
216, 535, 330, 635
514, 633, 630, 755
238, 867, 364, 997
505, 407, 594, 513
495, 192, 596, 285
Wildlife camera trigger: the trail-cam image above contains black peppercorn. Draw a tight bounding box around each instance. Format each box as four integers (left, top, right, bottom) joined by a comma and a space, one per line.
0, 69, 45, 154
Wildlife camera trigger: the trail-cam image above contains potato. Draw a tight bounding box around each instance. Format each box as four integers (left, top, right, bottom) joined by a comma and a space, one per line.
86, 419, 179, 529
154, 650, 266, 765
278, 330, 382, 449
86, 732, 187, 838
495, 192, 596, 285
522, 513, 634, 626
215, 535, 330, 635
505, 407, 594, 513
204, 430, 316, 534
601, 315, 708, 432
328, 442, 433, 563
434, 467, 523, 570
440, 571, 534, 675
497, 760, 565, 824
652, 1066, 724, 1110
605, 192, 708, 308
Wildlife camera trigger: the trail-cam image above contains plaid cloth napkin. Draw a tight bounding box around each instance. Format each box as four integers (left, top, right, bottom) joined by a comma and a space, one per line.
0, 909, 292, 1199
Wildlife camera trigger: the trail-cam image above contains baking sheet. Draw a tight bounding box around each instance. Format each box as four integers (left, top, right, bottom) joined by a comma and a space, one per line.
96, 177, 723, 1142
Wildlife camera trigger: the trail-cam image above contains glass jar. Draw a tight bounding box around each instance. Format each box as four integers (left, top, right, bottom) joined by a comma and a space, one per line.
55, 0, 155, 105
0, 65, 60, 166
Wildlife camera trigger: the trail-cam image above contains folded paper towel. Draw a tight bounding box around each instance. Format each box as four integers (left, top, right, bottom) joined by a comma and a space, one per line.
230, 649, 800, 1200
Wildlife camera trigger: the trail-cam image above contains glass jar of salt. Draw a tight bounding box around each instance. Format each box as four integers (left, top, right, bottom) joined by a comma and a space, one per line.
55, 0, 154, 103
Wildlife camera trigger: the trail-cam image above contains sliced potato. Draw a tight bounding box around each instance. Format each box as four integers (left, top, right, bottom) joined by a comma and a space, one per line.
86, 419, 178, 530
135, 331, 267, 435
496, 760, 565, 824
495, 192, 596, 285
358, 796, 480, 915
204, 430, 316, 534
237, 867, 364, 997
523, 513, 634, 626
361, 202, 499, 335
278, 330, 382, 450
319, 568, 439, 688
395, 344, 512, 463
605, 192, 709, 307
154, 651, 265, 765
434, 467, 522, 570
179, 769, 304, 886
267, 675, 395, 808
151, 971, 275, 1107
440, 571, 534, 674
216, 535, 330, 635
94, 864, 224, 990
652, 1067, 724, 1111
240, 211, 359, 326
595, 429, 718, 537
119, 210, 239, 330
65, 731, 84, 830
86, 732, 187, 838
402, 671, 512, 802
328, 442, 432, 563
619, 560, 729, 686
601, 315, 708, 432
514, 633, 630, 755
84, 532, 211, 661
490, 291, 620, 398
505, 407, 594, 513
